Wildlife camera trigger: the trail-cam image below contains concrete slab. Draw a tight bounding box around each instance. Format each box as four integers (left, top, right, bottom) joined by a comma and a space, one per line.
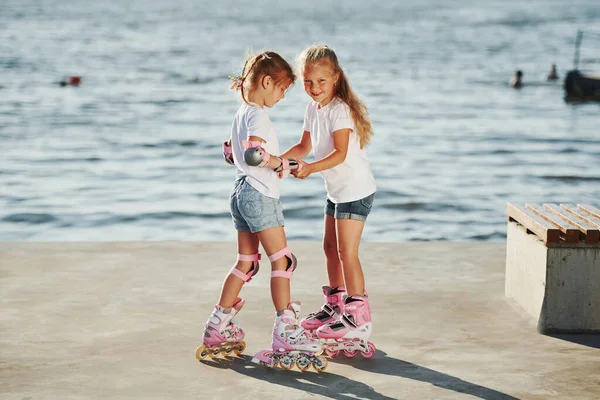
1, 242, 599, 400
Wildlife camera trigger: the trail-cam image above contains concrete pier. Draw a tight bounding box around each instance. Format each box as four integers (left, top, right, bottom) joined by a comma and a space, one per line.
1, 242, 599, 399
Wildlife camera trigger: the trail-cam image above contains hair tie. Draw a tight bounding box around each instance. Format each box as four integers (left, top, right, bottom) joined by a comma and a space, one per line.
228, 75, 244, 90
260, 52, 272, 60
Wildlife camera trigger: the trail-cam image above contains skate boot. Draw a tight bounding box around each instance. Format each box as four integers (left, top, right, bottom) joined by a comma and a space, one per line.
316, 295, 376, 359
252, 302, 328, 372
300, 285, 346, 334
195, 297, 247, 360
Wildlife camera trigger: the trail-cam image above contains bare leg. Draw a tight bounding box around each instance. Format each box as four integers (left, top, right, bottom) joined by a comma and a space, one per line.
217, 231, 259, 308
257, 226, 291, 312
323, 214, 344, 288
336, 218, 366, 296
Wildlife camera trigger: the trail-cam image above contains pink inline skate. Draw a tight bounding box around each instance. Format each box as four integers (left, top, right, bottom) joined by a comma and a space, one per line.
316, 295, 376, 359
252, 302, 328, 372
300, 285, 346, 334
195, 297, 247, 360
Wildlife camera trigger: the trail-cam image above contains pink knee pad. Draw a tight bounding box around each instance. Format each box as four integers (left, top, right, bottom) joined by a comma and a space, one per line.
230, 253, 261, 283
268, 247, 297, 279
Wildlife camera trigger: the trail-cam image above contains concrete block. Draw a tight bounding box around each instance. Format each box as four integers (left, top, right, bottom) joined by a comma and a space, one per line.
505, 221, 600, 332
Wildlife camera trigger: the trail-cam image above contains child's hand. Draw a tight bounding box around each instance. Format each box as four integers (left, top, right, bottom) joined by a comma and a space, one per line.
292, 159, 312, 179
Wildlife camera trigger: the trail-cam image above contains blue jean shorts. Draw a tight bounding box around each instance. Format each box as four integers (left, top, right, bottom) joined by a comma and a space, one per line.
230, 177, 284, 233
325, 192, 375, 221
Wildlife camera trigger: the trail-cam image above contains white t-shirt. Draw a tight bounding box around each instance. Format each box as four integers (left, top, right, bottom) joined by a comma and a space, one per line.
303, 98, 376, 203
231, 103, 280, 199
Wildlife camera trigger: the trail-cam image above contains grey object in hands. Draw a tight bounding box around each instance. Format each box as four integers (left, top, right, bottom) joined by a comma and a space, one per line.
244, 147, 266, 166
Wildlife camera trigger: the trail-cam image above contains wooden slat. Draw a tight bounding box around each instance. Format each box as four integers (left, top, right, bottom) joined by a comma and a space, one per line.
562, 204, 600, 230
526, 204, 580, 243
578, 204, 600, 219
544, 204, 600, 244
507, 203, 561, 243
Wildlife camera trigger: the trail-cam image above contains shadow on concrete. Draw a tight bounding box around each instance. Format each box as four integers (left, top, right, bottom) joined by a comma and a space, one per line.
547, 333, 600, 349
198, 351, 518, 400
199, 354, 395, 400
328, 350, 519, 400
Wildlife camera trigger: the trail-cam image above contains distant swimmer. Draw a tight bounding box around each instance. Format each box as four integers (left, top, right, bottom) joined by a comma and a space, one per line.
510, 70, 523, 88
59, 76, 82, 87
547, 63, 559, 81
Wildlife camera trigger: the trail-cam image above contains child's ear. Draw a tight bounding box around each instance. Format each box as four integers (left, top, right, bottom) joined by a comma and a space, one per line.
262, 75, 272, 89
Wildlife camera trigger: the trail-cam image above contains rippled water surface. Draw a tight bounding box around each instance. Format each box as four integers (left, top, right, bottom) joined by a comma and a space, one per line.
1, 0, 599, 241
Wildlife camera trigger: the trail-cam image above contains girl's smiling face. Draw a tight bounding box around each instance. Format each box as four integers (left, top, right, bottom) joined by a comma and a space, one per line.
302, 62, 339, 107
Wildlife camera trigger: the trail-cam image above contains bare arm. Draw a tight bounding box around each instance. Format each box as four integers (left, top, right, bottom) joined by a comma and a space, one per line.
280, 131, 312, 159
294, 129, 349, 179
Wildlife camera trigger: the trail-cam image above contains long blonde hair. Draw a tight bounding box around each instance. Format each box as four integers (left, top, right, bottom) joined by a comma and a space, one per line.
236, 51, 296, 105
297, 45, 373, 148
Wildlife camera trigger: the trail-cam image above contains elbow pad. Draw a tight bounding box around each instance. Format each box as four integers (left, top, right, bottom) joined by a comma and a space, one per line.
222, 141, 234, 165
274, 158, 303, 178
243, 140, 270, 167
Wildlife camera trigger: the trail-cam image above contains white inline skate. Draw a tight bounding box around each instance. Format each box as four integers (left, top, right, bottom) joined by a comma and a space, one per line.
316, 295, 376, 359
195, 297, 247, 360
252, 302, 328, 372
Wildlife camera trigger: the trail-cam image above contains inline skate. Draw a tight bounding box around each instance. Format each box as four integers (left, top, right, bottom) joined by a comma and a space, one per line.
316, 295, 376, 359
300, 285, 346, 334
195, 297, 247, 360
252, 302, 328, 372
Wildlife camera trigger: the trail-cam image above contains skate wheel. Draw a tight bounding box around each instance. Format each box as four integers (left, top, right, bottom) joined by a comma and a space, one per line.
325, 349, 340, 358
222, 346, 233, 355
195, 345, 209, 360
343, 349, 357, 358
312, 356, 328, 373
361, 342, 376, 359
208, 347, 221, 359
279, 355, 295, 370
296, 354, 311, 372
233, 340, 246, 356
260, 352, 276, 368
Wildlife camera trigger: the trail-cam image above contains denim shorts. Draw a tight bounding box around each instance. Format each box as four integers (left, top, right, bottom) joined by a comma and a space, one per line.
325, 192, 375, 221
230, 177, 284, 233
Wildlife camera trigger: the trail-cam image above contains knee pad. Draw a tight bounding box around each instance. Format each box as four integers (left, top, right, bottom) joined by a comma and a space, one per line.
230, 253, 261, 283
268, 247, 297, 279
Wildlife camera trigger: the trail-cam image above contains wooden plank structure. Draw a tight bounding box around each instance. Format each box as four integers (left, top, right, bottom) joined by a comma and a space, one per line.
505, 202, 600, 332
507, 203, 600, 247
